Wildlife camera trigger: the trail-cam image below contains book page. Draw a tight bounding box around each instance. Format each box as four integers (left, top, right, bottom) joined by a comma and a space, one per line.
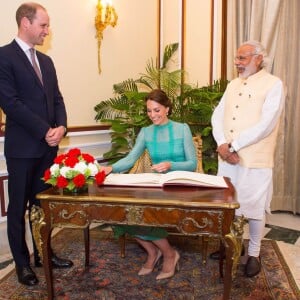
104, 173, 163, 187
162, 171, 228, 188
104, 171, 227, 188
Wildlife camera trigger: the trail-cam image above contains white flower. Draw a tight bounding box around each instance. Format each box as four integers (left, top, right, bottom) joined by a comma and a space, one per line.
74, 161, 88, 174
50, 164, 60, 175
88, 162, 100, 176
60, 166, 72, 177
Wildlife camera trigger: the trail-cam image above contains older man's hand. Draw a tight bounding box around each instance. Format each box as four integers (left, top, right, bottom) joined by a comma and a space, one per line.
217, 143, 240, 165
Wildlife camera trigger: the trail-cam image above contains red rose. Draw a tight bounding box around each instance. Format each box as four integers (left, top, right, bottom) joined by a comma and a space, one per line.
54, 154, 66, 164
56, 175, 68, 188
95, 170, 105, 185
82, 153, 95, 163
73, 174, 86, 187
67, 148, 81, 157
64, 156, 79, 168
43, 169, 51, 181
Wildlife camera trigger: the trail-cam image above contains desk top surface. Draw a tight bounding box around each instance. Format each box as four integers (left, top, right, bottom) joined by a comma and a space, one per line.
37, 178, 238, 209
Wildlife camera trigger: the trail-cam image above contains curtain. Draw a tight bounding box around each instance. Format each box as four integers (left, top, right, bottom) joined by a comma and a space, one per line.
226, 0, 300, 213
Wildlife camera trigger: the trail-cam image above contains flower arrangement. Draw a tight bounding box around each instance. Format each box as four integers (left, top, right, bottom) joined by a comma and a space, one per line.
42, 148, 105, 192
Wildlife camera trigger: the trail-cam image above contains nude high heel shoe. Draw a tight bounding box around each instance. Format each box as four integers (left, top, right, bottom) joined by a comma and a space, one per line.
156, 250, 180, 280
138, 250, 162, 276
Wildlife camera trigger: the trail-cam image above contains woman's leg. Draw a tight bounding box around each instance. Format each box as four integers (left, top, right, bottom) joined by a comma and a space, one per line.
135, 237, 160, 269
152, 238, 179, 274
135, 236, 180, 279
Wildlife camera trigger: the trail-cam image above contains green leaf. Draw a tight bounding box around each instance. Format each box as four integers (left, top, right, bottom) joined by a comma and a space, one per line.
162, 43, 179, 68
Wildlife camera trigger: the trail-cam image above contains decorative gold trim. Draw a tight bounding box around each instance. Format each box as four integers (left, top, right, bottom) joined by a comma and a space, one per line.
46, 202, 226, 237
181, 0, 185, 72
126, 206, 143, 224
179, 216, 214, 233
225, 215, 247, 277
49, 203, 90, 228
210, 0, 214, 84
221, 0, 228, 80
30, 205, 46, 262
39, 194, 240, 211
59, 209, 88, 221
157, 0, 161, 68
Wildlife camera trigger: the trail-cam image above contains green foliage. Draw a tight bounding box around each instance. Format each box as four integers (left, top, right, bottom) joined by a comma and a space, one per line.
162, 43, 179, 68
94, 43, 228, 174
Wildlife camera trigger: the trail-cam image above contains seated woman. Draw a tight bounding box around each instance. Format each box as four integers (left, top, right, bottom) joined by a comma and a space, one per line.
103, 89, 197, 280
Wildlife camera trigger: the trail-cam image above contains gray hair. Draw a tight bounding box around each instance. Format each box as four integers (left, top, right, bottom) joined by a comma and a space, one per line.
240, 40, 270, 68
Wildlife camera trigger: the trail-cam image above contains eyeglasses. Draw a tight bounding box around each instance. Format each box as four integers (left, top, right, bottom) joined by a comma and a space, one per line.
234, 54, 257, 62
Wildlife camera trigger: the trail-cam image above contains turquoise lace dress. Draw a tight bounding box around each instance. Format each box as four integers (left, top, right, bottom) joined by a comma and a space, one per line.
111, 120, 197, 240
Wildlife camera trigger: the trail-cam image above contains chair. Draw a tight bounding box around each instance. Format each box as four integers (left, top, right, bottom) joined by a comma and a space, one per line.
119, 135, 209, 264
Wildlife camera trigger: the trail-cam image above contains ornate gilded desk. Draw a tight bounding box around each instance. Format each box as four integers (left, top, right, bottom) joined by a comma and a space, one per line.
31, 180, 244, 300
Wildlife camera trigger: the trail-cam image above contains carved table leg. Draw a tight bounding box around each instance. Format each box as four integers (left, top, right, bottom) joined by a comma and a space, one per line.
219, 242, 226, 279
30, 205, 54, 300
225, 215, 246, 277
84, 226, 90, 267
201, 235, 209, 265
223, 238, 234, 300
119, 234, 126, 258
223, 215, 246, 300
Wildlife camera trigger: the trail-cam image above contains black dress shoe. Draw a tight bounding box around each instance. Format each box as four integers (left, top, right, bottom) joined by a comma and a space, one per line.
16, 265, 38, 286
35, 254, 73, 269
209, 250, 226, 260
51, 254, 73, 268
209, 245, 245, 260
34, 259, 43, 268
245, 256, 261, 277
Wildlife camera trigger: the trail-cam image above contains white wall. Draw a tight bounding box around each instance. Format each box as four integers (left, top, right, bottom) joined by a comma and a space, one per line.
1, 1, 217, 126
1, 0, 158, 126
185, 0, 212, 86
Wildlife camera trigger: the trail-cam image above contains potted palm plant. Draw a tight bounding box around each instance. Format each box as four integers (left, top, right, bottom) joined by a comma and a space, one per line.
94, 43, 227, 174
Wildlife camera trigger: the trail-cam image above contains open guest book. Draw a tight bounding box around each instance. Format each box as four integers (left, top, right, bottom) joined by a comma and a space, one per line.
104, 171, 228, 188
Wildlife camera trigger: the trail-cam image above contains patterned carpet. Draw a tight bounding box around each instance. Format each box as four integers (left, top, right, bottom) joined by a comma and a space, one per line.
0, 226, 299, 300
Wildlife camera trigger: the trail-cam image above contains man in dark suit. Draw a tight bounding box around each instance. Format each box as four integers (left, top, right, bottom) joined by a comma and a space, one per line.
0, 2, 73, 286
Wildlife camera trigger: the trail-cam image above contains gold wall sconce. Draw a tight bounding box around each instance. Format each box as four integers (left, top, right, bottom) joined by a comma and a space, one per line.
95, 0, 118, 74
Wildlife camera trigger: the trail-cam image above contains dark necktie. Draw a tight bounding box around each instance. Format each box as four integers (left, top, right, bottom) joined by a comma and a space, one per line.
29, 48, 43, 85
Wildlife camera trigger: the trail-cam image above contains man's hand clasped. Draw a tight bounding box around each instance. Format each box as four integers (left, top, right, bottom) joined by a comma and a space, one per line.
217, 143, 240, 165
45, 126, 65, 147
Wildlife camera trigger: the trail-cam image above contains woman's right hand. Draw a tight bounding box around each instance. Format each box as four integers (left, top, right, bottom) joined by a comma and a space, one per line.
151, 162, 171, 173
102, 166, 113, 175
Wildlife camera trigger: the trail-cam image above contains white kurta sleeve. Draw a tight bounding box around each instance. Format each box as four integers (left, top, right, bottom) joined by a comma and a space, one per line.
211, 91, 227, 146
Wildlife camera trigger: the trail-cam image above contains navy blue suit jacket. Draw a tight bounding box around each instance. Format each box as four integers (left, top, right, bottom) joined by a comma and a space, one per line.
0, 40, 67, 158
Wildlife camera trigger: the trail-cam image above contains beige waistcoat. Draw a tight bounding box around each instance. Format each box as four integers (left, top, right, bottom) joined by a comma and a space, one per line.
223, 69, 281, 168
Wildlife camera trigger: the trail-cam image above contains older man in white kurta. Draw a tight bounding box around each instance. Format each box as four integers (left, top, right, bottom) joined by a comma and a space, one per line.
211, 41, 284, 277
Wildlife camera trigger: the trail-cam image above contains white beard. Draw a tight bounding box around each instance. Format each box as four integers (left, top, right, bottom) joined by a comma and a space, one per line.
238, 64, 258, 79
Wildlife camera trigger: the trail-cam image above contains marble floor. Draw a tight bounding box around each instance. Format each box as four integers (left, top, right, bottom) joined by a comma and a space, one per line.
1, 212, 300, 289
